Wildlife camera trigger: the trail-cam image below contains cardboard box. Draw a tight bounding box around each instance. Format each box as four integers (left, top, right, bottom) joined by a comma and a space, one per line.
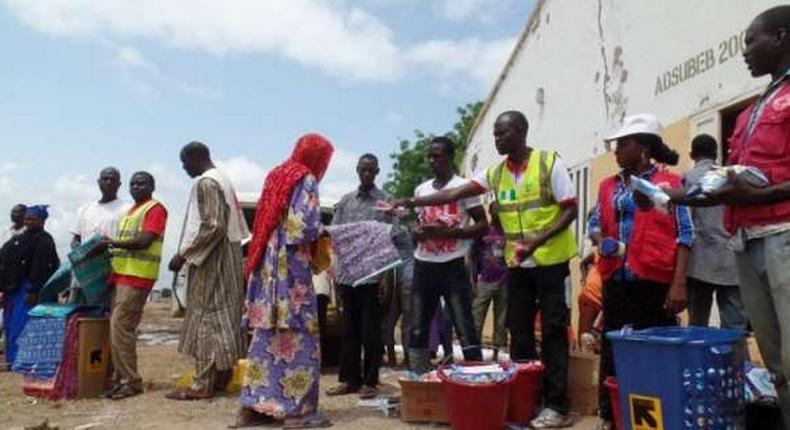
568, 350, 600, 416
399, 379, 449, 423
77, 317, 110, 399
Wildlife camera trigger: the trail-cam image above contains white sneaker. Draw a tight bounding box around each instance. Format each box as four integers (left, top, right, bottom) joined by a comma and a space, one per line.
529, 407, 573, 429
593, 418, 613, 430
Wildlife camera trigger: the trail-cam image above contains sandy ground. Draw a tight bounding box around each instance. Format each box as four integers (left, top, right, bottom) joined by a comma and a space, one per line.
0, 303, 597, 430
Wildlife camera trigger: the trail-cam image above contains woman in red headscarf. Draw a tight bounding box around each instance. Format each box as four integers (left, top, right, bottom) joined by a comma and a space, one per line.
232, 134, 334, 429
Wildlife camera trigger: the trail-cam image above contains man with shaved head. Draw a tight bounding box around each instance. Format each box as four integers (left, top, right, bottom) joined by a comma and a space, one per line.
71, 167, 130, 248
68, 167, 130, 303
166, 141, 249, 400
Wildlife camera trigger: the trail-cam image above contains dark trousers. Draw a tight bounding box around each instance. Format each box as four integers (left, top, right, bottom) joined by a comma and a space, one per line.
686, 277, 748, 330
338, 283, 382, 387
410, 258, 482, 361
507, 263, 571, 413
598, 279, 676, 421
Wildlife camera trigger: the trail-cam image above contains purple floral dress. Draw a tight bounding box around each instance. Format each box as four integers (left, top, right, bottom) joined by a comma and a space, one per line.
240, 175, 321, 419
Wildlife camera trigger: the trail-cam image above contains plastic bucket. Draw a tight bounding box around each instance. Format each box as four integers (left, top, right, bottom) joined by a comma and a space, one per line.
506, 360, 543, 425
604, 377, 623, 430
438, 361, 515, 430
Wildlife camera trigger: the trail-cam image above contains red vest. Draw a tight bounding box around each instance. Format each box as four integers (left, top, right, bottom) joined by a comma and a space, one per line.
725, 82, 790, 233
595, 170, 682, 284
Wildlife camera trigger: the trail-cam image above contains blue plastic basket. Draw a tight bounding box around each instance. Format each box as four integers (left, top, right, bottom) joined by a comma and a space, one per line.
607, 326, 747, 430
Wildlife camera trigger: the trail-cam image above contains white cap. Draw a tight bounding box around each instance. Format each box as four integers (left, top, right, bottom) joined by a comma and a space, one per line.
605, 113, 662, 141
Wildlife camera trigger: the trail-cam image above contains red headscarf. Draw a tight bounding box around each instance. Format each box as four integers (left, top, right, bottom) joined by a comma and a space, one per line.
245, 133, 334, 279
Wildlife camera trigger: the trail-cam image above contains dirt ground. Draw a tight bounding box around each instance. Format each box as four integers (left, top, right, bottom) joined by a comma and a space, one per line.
0, 303, 597, 430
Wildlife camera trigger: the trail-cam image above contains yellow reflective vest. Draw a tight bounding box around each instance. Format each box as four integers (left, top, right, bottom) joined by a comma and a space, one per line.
486, 149, 576, 267
111, 199, 164, 281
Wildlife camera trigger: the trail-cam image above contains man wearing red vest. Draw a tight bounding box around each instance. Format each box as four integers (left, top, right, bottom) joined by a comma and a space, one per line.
670, 6, 790, 425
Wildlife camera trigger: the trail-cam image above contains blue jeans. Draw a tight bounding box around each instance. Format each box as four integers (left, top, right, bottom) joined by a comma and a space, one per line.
409, 258, 481, 361
687, 277, 748, 330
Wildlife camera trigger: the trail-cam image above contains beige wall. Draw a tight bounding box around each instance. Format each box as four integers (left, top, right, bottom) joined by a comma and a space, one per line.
662, 117, 693, 174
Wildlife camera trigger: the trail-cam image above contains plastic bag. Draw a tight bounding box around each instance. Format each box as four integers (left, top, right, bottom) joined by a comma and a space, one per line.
402, 370, 441, 382
441, 363, 516, 385
629, 175, 671, 208
686, 165, 770, 198
744, 361, 778, 404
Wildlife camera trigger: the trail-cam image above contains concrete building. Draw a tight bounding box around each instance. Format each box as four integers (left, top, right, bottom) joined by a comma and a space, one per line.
463, 0, 785, 247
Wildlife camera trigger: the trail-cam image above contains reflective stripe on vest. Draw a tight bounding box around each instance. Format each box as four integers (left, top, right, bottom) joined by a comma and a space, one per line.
111, 199, 163, 281
487, 150, 576, 267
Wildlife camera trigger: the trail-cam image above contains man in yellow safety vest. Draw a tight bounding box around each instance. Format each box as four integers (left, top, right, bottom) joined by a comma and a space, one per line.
100, 171, 168, 400
393, 110, 577, 429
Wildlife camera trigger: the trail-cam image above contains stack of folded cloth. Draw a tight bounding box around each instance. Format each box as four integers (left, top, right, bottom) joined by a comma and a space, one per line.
13, 304, 83, 399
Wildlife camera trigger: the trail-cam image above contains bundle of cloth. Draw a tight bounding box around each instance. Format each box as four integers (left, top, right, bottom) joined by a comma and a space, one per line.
38, 234, 112, 306
324, 220, 402, 286
68, 234, 112, 305
13, 304, 83, 399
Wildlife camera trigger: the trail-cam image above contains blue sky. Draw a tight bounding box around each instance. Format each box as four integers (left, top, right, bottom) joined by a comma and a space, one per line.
0, 0, 534, 273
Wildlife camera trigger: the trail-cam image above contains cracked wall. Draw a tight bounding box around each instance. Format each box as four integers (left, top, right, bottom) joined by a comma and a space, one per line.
465, 0, 783, 176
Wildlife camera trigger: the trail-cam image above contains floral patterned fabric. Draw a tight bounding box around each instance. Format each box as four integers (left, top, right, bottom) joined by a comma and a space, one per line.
240, 175, 321, 419
325, 221, 402, 286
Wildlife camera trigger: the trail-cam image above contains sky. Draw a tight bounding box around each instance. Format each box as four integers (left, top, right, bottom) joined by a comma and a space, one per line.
0, 0, 534, 285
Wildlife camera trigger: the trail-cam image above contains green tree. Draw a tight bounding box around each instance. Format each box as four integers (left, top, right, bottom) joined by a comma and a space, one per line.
384, 101, 483, 198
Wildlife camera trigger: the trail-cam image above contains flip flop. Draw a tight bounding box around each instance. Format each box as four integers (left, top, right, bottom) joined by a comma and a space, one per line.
325, 384, 359, 396
283, 417, 332, 430
110, 384, 142, 400
227, 419, 275, 429
104, 385, 121, 399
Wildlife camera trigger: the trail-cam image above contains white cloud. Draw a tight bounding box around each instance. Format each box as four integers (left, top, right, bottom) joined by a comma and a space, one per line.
4, 0, 404, 82
114, 46, 151, 71
385, 110, 405, 125
434, 0, 514, 22
112, 46, 221, 99
407, 36, 516, 93
3, 0, 517, 90
320, 147, 363, 204
215, 156, 267, 195
0, 174, 18, 199
0, 174, 96, 260
367, 0, 515, 22
0, 162, 25, 174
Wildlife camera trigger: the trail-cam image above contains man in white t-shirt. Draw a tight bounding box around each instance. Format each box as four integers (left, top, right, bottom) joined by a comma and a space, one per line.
393, 112, 577, 429
407, 136, 487, 373
71, 167, 130, 248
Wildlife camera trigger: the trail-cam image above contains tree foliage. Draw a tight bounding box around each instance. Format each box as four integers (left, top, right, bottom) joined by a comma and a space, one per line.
384, 101, 483, 198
